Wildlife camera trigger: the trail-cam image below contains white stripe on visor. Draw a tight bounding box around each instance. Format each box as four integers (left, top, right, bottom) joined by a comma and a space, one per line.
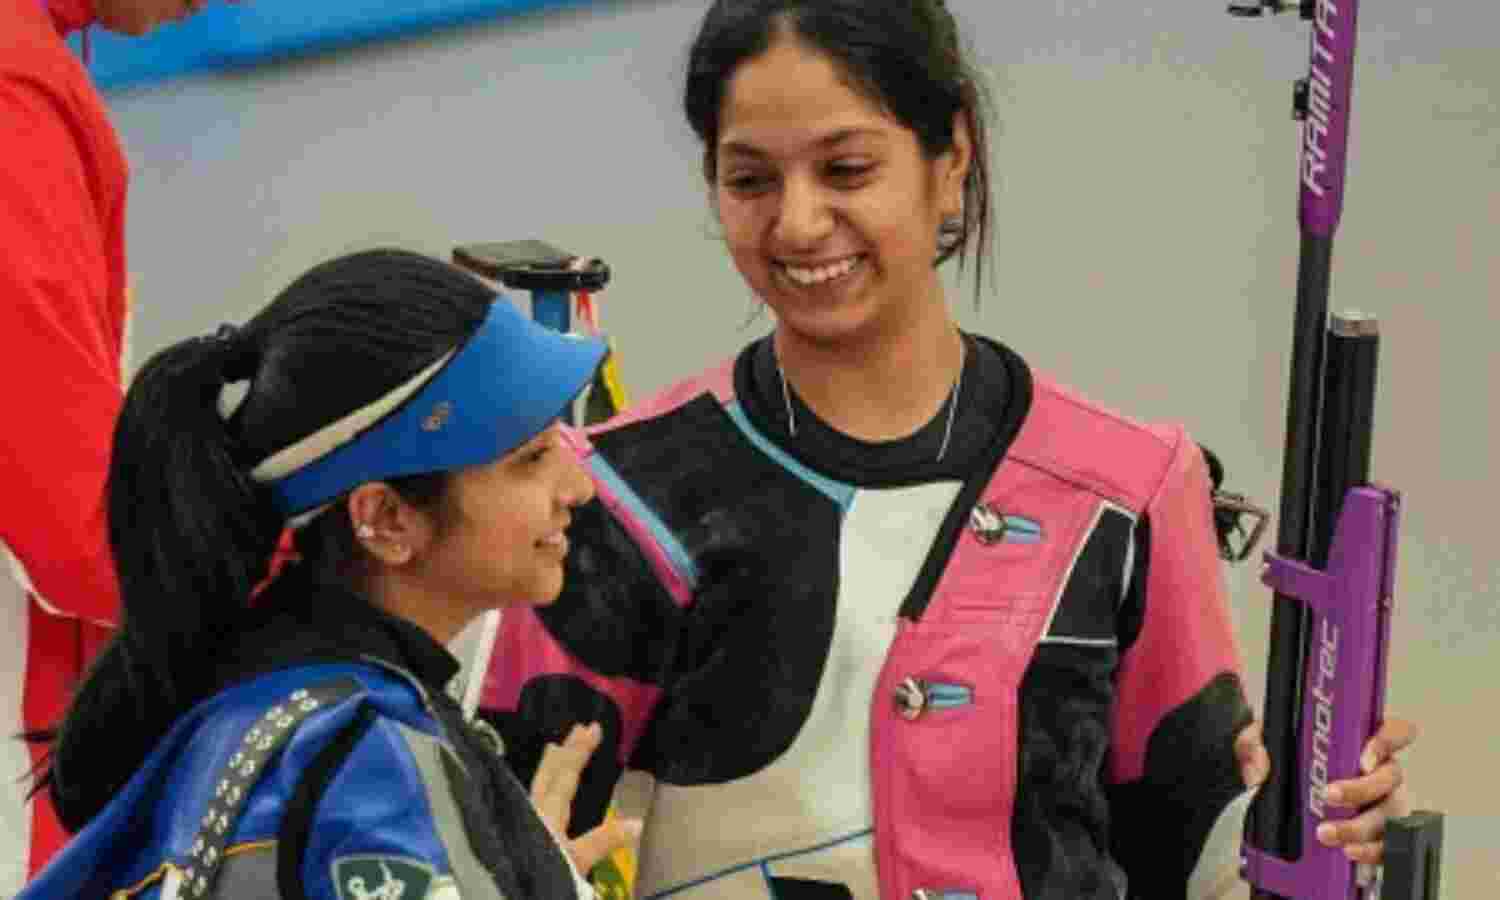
249, 349, 456, 484
240, 296, 608, 520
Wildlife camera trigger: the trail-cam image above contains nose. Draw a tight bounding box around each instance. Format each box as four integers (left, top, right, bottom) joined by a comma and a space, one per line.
771, 173, 834, 249
559, 447, 596, 509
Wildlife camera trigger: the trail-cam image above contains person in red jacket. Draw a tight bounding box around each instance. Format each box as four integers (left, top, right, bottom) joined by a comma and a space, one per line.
1, 1, 227, 892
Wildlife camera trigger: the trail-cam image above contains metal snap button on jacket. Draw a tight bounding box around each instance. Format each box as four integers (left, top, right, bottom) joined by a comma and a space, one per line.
895, 676, 929, 721
969, 502, 1008, 544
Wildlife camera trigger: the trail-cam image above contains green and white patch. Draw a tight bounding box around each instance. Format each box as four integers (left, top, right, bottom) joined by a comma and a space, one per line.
332, 855, 439, 900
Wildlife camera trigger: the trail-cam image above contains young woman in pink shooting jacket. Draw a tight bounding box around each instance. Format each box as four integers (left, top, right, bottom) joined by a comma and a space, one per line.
477, 3, 1418, 899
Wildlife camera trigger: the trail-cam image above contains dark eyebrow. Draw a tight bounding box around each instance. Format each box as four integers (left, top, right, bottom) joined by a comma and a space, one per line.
720, 128, 885, 158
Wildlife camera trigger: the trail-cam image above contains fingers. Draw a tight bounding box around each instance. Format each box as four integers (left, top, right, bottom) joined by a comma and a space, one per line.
530, 723, 602, 835
567, 817, 644, 876
1306, 716, 1418, 869
1322, 716, 1415, 811
1360, 718, 1417, 774
1233, 720, 1270, 788
1325, 758, 1406, 811
532, 722, 601, 803
1316, 802, 1390, 863
1232, 720, 1260, 757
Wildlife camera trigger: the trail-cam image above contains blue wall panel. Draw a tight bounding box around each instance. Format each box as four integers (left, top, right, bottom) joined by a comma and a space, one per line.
77, 0, 601, 91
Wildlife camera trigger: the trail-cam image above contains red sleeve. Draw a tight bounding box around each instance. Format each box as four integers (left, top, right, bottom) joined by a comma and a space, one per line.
0, 76, 122, 625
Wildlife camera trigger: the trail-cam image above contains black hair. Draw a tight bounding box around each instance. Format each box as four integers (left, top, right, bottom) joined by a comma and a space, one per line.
31, 250, 523, 850
684, 0, 995, 302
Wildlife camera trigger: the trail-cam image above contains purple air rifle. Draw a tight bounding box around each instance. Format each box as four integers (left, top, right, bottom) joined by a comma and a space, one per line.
1227, 2, 1445, 899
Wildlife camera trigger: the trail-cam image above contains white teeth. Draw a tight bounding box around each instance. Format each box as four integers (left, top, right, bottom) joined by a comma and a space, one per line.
783, 257, 859, 286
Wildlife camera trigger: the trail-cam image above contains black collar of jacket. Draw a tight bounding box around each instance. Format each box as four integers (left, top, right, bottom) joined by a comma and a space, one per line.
211, 565, 462, 696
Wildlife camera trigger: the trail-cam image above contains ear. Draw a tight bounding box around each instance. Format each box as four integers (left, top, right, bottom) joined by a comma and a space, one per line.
939, 110, 975, 220
346, 483, 435, 568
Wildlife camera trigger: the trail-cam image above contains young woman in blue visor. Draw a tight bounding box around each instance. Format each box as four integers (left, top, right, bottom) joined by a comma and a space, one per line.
19, 249, 638, 900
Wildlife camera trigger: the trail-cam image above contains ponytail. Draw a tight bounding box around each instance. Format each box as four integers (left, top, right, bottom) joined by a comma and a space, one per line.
39, 249, 497, 831
44, 329, 283, 830
107, 328, 281, 677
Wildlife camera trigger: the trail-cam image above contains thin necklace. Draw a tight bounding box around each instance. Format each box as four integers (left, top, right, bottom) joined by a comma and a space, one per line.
776, 337, 965, 463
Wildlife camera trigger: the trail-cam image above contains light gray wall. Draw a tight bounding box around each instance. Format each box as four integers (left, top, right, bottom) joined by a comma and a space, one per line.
105, 1, 1495, 895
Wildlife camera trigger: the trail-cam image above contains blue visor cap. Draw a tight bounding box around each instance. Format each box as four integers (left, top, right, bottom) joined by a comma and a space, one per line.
267, 298, 607, 516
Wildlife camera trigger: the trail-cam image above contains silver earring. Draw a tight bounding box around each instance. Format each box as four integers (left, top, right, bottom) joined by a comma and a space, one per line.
356, 523, 375, 540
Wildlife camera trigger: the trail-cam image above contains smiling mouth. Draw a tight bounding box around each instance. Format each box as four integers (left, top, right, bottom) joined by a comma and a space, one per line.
778, 256, 863, 287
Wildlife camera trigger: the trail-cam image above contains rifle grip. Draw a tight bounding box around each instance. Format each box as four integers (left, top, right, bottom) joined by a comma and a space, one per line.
1380, 812, 1444, 900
